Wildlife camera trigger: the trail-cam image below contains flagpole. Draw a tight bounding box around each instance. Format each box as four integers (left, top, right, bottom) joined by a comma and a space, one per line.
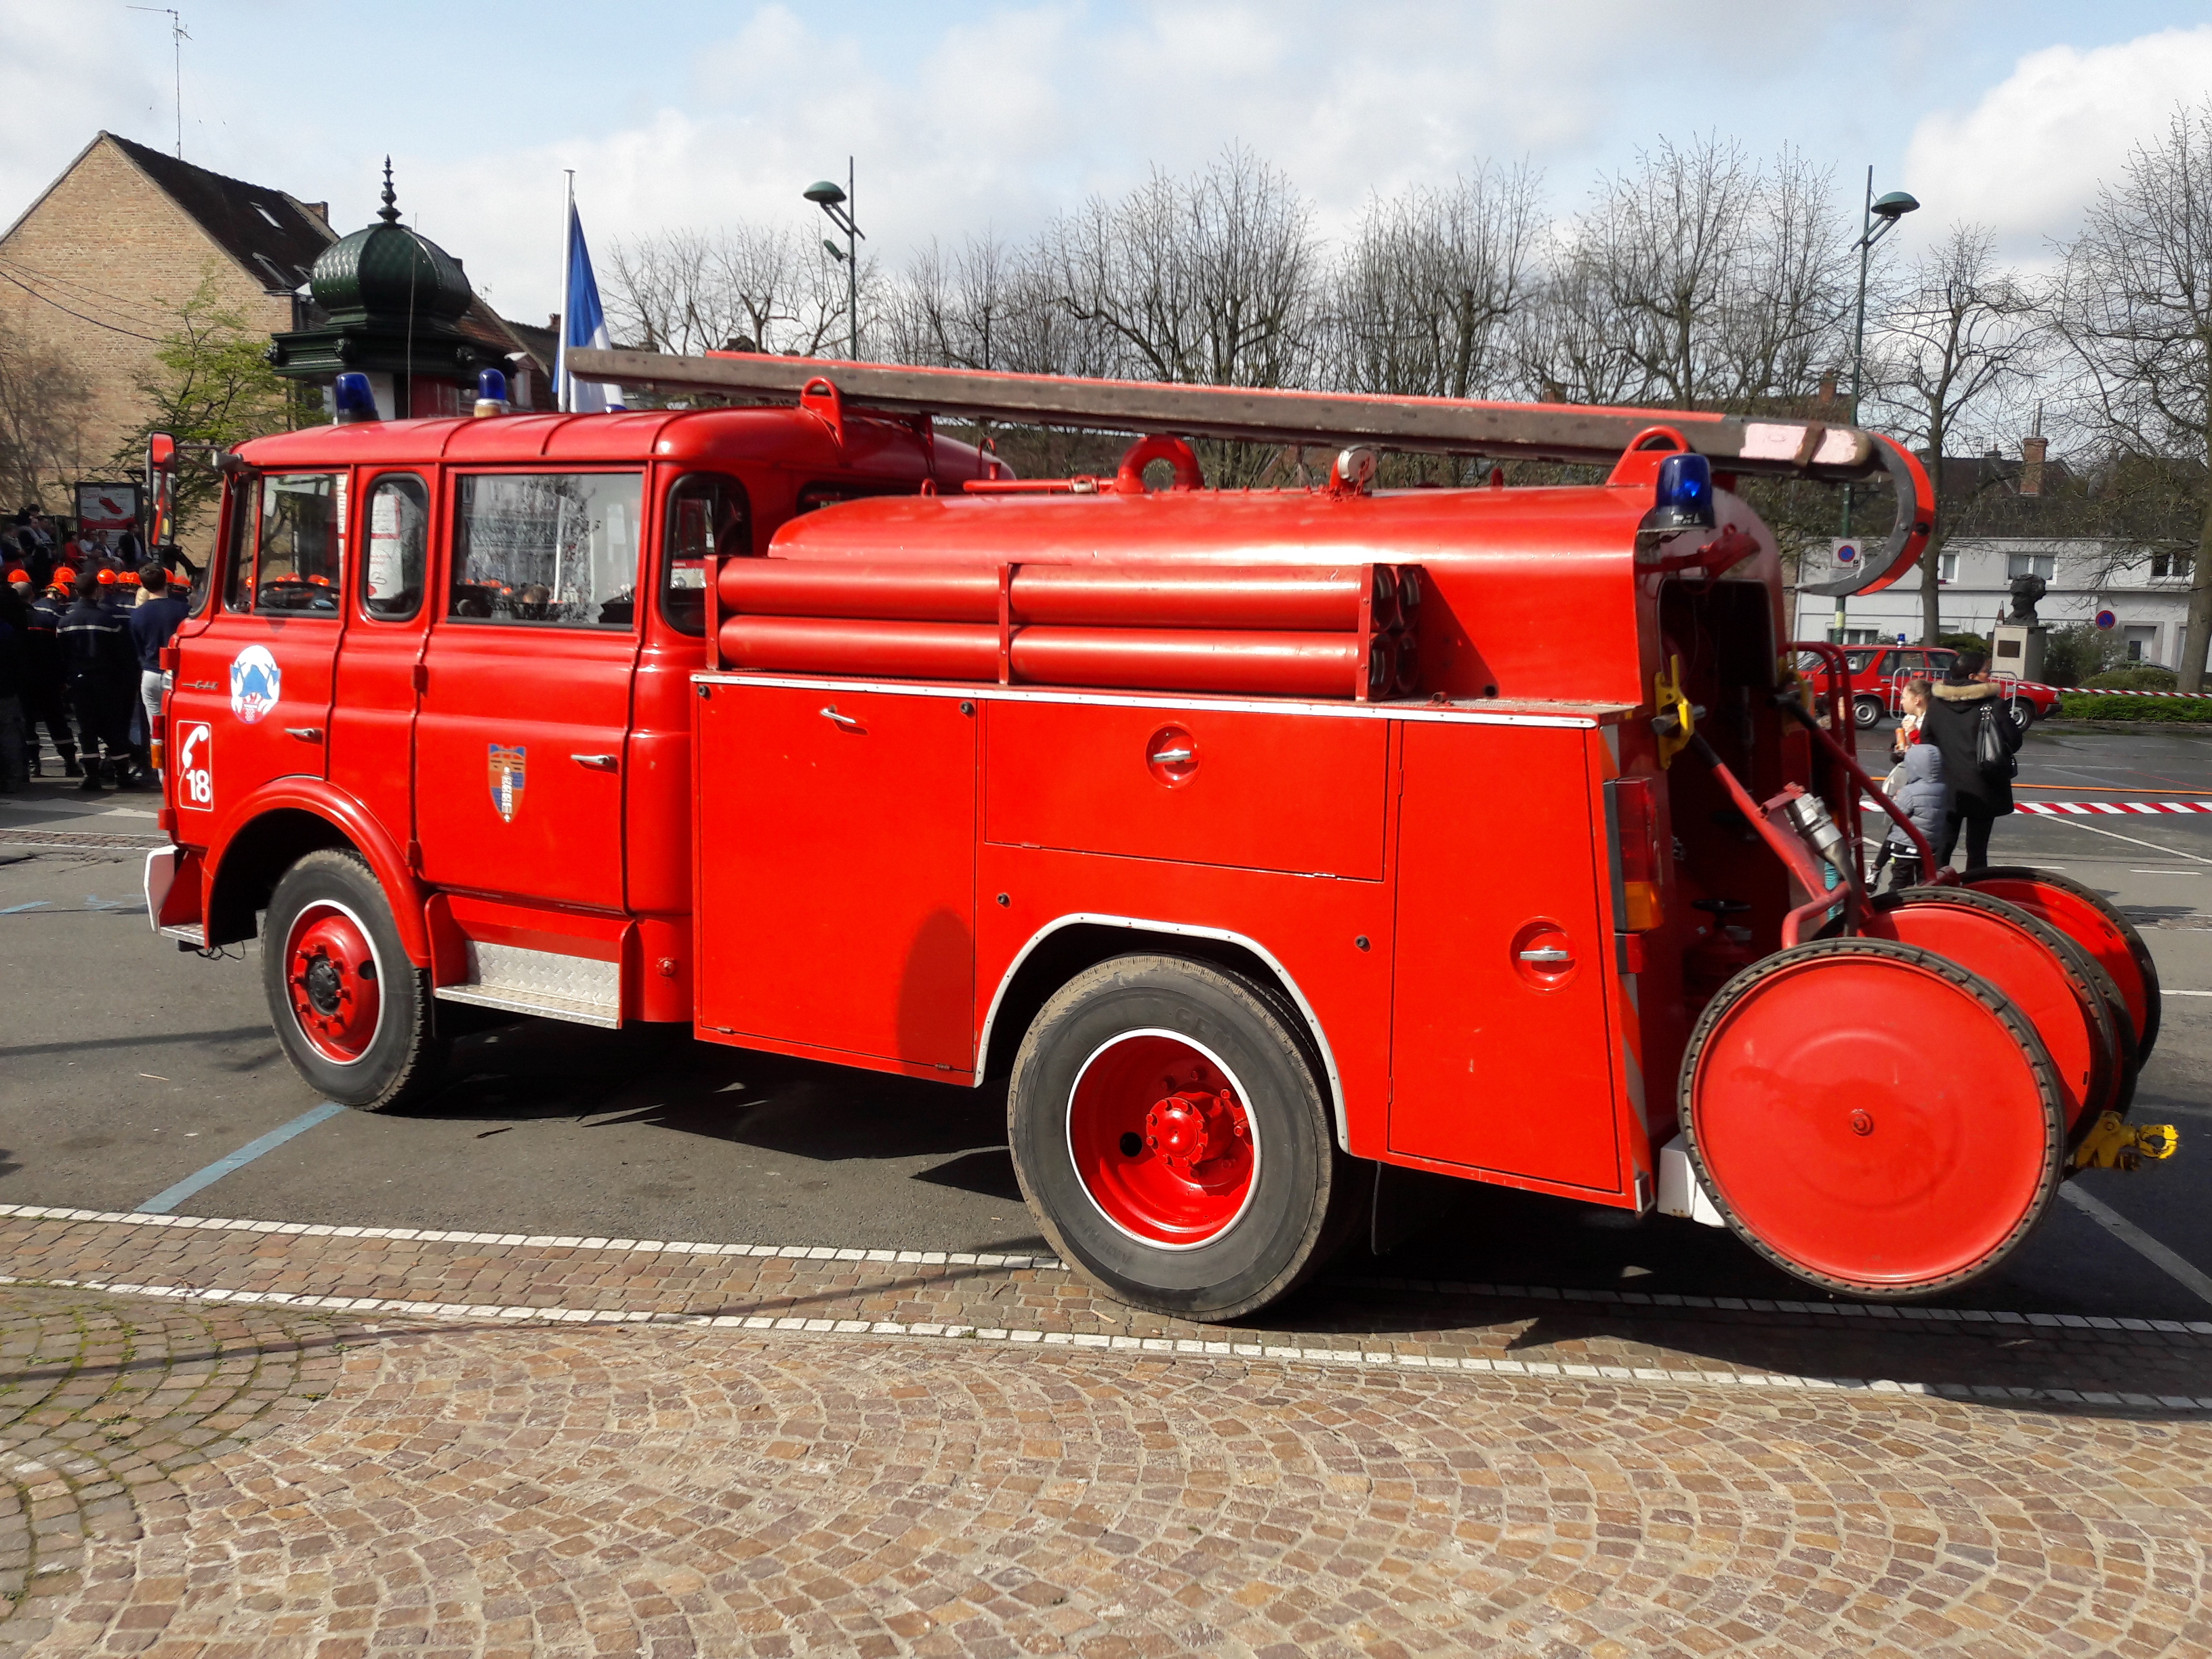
556, 170, 575, 413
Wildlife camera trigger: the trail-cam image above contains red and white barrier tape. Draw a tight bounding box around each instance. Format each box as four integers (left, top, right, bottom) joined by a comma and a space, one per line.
1862, 797, 2212, 816
2015, 682, 2212, 701
2018, 800, 2212, 816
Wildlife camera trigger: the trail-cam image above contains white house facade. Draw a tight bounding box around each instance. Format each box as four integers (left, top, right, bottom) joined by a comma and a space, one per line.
1791, 536, 2196, 669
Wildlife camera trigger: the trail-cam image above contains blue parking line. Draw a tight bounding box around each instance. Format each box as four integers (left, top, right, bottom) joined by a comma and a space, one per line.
0, 901, 49, 914
138, 1101, 347, 1215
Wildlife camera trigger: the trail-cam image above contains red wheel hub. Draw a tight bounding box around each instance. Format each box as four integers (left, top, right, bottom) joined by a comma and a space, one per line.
284, 903, 383, 1065
1068, 1033, 1256, 1247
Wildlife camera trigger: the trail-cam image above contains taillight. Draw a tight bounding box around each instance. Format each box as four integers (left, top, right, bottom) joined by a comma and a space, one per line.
1612, 776, 1663, 931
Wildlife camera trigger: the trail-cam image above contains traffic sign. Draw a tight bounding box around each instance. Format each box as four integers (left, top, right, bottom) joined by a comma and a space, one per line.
1836, 543, 1858, 564
2095, 609, 2116, 631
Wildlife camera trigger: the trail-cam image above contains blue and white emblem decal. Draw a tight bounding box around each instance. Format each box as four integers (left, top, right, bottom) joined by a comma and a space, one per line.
228, 645, 281, 724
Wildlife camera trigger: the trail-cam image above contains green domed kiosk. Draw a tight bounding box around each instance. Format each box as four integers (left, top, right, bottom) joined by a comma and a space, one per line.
268, 160, 507, 418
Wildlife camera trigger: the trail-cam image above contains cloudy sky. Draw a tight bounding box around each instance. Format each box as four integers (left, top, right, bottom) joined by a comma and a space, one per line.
4, 1, 2209, 325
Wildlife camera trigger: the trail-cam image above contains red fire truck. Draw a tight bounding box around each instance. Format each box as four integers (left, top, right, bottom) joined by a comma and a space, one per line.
140, 354, 2175, 1320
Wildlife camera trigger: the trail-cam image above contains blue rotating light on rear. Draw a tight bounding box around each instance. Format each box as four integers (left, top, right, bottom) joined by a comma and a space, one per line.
1654, 452, 1715, 529
476, 368, 508, 403
333, 372, 379, 424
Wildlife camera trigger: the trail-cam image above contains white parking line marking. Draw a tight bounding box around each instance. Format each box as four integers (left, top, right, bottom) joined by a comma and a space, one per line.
3, 1269, 2207, 1413
2049, 817, 2212, 863
2060, 1185, 2212, 1309
1, 1203, 2208, 1338
2163, 990, 2212, 998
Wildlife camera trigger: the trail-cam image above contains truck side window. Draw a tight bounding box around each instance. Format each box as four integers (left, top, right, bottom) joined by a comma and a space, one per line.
249, 472, 345, 615
661, 473, 750, 637
362, 474, 430, 621
220, 472, 255, 613
451, 472, 642, 629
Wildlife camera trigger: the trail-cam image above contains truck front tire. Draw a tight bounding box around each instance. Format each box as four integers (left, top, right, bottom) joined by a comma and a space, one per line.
262, 849, 447, 1112
1008, 954, 1355, 1322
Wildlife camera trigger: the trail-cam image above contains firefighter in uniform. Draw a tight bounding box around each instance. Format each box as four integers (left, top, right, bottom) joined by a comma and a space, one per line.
58, 569, 135, 788
22, 576, 79, 778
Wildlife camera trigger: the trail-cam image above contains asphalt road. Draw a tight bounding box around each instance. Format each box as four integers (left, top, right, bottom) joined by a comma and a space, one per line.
5, 720, 2211, 1326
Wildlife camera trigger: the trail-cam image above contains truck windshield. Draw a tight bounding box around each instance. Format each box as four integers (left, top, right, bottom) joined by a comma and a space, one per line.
450, 472, 642, 628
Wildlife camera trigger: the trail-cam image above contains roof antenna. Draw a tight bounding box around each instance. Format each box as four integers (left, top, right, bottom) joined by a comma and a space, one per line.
128, 8, 190, 159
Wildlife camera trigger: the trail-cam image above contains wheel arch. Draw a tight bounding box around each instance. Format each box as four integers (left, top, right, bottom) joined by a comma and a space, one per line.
978, 914, 1349, 1149
205, 783, 430, 965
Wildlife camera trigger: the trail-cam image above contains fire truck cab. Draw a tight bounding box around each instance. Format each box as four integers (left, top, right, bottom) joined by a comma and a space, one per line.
143, 357, 2175, 1320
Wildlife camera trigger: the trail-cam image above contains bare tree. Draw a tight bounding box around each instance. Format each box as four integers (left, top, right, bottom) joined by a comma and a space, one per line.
1326, 165, 1542, 398
607, 225, 863, 363
1866, 225, 2041, 642
1047, 146, 1324, 391
2053, 98, 2212, 688
1523, 138, 1853, 416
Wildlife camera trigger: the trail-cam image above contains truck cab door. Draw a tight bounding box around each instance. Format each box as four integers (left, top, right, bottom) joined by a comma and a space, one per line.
328, 472, 434, 858
172, 471, 347, 826
413, 470, 642, 914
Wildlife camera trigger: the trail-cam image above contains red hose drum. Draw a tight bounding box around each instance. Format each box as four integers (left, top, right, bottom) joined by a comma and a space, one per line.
1679, 938, 2065, 1298
1963, 866, 2162, 1063
1849, 888, 2124, 1131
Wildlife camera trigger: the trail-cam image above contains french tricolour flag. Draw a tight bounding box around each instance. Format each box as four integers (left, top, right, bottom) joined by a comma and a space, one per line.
559, 201, 624, 413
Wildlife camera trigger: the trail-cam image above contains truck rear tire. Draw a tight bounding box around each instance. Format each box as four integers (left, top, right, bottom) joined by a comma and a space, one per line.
262, 849, 447, 1113
1008, 954, 1353, 1322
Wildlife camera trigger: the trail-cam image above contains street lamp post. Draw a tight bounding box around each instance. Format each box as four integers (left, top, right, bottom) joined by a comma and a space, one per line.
804, 159, 863, 360
1831, 169, 1920, 642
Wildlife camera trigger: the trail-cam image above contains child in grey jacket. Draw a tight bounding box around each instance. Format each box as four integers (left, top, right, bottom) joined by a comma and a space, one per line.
1883, 741, 1946, 890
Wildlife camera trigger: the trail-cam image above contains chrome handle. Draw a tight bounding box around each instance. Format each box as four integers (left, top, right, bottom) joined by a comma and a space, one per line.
283, 726, 323, 742
1149, 747, 1194, 764
570, 752, 619, 771
1518, 947, 1572, 964
821, 707, 862, 729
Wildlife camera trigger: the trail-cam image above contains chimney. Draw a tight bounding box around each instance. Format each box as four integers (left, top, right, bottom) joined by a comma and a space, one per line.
2021, 434, 2048, 497
302, 201, 329, 226
1818, 372, 1837, 405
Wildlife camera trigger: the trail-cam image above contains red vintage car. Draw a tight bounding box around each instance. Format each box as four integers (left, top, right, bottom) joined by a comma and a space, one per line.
1807, 643, 2060, 730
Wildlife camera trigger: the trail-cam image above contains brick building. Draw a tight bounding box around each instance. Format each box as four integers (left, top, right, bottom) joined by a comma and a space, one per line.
0, 134, 331, 512
0, 133, 552, 533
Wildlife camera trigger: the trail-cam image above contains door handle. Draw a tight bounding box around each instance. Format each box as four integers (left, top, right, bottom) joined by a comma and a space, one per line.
571, 753, 619, 771
820, 706, 863, 729
1149, 746, 1194, 764
283, 726, 324, 743
1517, 947, 1572, 964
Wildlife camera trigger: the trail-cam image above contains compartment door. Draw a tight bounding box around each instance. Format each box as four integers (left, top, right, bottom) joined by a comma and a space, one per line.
1389, 721, 1621, 1191
697, 684, 977, 1071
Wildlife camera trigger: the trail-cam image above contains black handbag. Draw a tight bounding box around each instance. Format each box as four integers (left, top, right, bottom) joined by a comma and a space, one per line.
1975, 700, 2016, 778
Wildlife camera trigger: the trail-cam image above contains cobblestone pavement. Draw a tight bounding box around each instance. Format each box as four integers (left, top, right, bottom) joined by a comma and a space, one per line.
3, 1214, 2211, 1657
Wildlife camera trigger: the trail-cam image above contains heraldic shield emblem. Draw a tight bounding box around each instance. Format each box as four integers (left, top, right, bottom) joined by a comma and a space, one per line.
487, 744, 527, 823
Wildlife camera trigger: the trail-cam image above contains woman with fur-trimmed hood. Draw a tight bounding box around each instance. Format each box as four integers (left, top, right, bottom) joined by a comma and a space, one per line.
1919, 653, 2024, 869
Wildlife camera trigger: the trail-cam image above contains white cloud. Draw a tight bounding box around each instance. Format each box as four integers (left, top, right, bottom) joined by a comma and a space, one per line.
1901, 25, 2212, 255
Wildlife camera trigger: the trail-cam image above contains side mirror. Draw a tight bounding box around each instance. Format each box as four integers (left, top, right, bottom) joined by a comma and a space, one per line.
146, 432, 177, 473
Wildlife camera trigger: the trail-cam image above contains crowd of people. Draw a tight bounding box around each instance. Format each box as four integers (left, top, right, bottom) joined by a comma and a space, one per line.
1875, 651, 2026, 886
0, 510, 192, 793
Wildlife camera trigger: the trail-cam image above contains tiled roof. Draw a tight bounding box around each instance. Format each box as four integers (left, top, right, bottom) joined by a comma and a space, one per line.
107, 132, 333, 291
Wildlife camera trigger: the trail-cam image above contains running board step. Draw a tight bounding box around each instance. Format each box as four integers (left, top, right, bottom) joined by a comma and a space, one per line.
434, 941, 621, 1029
